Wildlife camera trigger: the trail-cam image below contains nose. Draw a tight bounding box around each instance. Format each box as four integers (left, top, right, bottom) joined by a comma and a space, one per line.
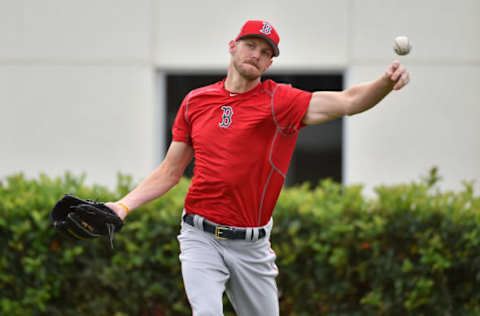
250, 47, 261, 59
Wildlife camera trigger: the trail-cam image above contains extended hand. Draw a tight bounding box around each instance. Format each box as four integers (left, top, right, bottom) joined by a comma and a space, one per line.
385, 60, 410, 90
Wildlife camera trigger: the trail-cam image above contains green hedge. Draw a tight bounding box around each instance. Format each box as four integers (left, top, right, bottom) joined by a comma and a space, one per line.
1, 169, 479, 315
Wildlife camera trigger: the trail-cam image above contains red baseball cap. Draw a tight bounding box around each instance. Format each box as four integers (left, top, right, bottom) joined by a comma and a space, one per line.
235, 20, 280, 57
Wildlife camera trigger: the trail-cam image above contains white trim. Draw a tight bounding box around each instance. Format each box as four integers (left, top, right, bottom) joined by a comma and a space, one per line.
155, 72, 167, 165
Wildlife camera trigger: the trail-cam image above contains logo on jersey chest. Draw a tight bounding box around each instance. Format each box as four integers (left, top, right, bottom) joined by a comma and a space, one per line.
219, 106, 234, 128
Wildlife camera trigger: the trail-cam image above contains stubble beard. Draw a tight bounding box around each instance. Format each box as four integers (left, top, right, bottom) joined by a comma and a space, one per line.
233, 59, 262, 81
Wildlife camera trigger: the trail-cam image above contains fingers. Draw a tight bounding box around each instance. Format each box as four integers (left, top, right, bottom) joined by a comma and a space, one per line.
392, 60, 400, 70
385, 60, 400, 78
387, 60, 410, 90
390, 62, 404, 81
393, 67, 410, 90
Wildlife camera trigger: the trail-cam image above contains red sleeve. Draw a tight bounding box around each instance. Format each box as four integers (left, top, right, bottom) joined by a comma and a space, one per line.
272, 83, 312, 133
172, 95, 192, 145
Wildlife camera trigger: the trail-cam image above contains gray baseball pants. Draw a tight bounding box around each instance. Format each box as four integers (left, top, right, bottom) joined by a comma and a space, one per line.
177, 213, 279, 316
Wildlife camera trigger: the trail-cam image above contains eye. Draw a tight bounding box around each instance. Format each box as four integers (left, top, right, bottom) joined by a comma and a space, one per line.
246, 42, 254, 48
262, 50, 272, 58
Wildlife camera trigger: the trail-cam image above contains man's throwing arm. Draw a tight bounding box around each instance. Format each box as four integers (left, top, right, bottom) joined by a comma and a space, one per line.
302, 60, 410, 126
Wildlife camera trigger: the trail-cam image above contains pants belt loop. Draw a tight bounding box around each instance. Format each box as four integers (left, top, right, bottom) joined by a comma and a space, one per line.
252, 228, 259, 241
193, 214, 204, 230
245, 228, 252, 241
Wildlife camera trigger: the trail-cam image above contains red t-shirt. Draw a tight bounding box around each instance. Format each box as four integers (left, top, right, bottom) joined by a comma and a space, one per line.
172, 79, 312, 227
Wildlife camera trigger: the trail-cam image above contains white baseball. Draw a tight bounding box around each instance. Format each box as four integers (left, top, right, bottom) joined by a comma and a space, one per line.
393, 36, 412, 56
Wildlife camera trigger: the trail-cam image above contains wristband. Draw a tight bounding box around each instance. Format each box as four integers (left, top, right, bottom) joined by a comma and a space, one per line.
116, 202, 130, 214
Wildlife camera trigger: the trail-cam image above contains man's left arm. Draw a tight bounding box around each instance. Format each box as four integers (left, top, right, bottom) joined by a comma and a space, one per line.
302, 60, 410, 126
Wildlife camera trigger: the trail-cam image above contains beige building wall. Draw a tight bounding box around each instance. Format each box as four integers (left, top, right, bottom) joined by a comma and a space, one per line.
345, 0, 480, 193
1, 0, 478, 193
0, 0, 156, 186
154, 0, 350, 70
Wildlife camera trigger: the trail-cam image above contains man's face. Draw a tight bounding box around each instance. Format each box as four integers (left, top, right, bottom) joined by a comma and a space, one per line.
230, 37, 274, 80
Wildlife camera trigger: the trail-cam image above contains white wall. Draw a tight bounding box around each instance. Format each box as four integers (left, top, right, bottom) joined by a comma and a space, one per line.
154, 0, 350, 70
345, 0, 480, 193
0, 0, 478, 193
0, 0, 152, 61
0, 65, 155, 185
0, 0, 155, 186
345, 65, 480, 192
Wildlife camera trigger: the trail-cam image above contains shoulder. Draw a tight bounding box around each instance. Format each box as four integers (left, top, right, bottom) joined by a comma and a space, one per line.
262, 80, 307, 101
261, 79, 295, 96
186, 81, 223, 102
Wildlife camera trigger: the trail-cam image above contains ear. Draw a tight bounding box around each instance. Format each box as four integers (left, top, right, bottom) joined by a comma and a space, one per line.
228, 40, 237, 54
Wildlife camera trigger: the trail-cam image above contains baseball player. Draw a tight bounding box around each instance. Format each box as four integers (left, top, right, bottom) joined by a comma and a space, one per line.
105, 20, 410, 315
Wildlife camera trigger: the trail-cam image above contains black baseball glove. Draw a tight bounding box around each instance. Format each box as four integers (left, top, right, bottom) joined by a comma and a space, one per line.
50, 194, 123, 248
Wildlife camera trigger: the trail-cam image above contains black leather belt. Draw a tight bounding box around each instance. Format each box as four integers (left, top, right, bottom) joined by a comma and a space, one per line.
183, 213, 266, 240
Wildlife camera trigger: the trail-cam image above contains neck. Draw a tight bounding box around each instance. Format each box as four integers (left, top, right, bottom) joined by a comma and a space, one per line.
224, 63, 261, 93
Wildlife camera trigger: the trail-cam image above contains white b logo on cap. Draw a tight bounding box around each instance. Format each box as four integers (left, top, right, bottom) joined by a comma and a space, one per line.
260, 22, 272, 35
